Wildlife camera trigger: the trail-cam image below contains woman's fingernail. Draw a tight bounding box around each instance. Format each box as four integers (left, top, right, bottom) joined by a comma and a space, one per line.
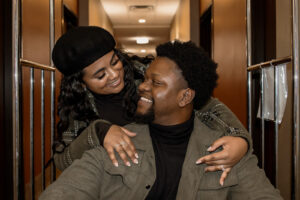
134, 159, 138, 164
126, 162, 131, 167
220, 181, 224, 186
196, 160, 202, 164
207, 146, 212, 151
135, 153, 139, 158
114, 162, 119, 167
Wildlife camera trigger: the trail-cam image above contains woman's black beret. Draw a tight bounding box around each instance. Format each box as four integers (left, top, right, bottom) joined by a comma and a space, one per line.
52, 26, 116, 76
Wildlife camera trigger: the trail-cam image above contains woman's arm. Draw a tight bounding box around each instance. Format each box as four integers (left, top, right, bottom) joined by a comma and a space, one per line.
54, 119, 138, 171
196, 98, 251, 148
54, 120, 107, 171
194, 98, 251, 185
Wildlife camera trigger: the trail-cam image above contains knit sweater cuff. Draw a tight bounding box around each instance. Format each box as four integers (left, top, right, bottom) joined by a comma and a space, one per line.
94, 121, 113, 146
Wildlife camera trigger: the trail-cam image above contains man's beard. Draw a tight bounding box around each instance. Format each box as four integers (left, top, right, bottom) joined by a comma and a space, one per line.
134, 106, 155, 124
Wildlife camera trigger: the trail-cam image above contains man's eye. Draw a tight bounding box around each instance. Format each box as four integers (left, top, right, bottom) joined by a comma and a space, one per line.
153, 80, 162, 85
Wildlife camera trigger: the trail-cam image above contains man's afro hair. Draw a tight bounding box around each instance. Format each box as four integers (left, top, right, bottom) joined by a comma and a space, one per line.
156, 40, 218, 109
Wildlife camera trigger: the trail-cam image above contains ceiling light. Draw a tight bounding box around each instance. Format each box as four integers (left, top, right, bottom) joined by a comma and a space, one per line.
140, 49, 146, 53
129, 5, 154, 11
136, 37, 149, 44
138, 19, 146, 23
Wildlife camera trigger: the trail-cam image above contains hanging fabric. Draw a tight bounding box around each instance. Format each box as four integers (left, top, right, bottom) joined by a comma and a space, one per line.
257, 63, 288, 124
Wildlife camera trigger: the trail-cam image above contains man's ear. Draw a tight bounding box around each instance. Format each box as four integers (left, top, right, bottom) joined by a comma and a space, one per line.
178, 88, 195, 107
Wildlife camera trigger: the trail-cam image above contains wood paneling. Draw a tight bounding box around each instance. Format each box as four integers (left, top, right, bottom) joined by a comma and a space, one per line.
89, 0, 113, 34
276, 0, 292, 198
22, 0, 50, 188
170, 0, 190, 41
22, 0, 63, 198
200, 0, 212, 16
213, 0, 247, 126
63, 0, 78, 16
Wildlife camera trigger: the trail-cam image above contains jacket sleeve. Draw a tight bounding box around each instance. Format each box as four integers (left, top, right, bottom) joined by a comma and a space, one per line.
54, 120, 111, 171
195, 97, 252, 150
229, 152, 283, 199
40, 147, 105, 200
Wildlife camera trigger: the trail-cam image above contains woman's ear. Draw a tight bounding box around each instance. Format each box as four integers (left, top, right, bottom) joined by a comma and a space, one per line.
178, 88, 195, 107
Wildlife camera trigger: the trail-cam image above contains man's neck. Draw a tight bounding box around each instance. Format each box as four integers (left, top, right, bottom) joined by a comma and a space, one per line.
152, 106, 194, 126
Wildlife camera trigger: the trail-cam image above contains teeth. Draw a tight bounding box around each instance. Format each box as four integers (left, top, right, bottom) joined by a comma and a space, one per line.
140, 97, 153, 103
108, 79, 120, 86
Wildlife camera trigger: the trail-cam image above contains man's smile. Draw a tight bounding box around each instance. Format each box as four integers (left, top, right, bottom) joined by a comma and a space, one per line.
140, 96, 153, 103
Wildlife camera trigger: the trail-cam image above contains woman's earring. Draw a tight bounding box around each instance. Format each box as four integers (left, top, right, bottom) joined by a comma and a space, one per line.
82, 84, 87, 91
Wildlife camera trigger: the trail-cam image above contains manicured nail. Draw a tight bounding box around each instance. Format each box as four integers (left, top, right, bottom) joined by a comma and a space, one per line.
114, 162, 119, 167
207, 146, 212, 151
196, 160, 202, 164
220, 181, 224, 186
135, 153, 139, 158
134, 159, 138, 164
126, 162, 131, 167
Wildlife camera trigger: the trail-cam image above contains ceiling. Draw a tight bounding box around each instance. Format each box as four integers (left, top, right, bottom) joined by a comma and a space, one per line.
100, 0, 180, 56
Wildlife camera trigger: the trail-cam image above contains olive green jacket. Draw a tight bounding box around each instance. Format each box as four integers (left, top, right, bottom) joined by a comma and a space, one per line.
40, 117, 281, 200
54, 97, 252, 171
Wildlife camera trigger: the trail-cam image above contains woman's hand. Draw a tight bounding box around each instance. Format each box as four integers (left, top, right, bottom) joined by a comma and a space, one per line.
195, 136, 248, 185
103, 125, 139, 167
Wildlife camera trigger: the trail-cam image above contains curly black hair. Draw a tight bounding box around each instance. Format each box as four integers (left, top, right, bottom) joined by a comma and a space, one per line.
156, 40, 218, 110
57, 49, 151, 137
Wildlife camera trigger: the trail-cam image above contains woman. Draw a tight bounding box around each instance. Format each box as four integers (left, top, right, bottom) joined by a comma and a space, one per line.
52, 26, 250, 185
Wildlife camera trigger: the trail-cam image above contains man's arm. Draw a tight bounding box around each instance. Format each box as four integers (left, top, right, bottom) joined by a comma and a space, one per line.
40, 147, 104, 200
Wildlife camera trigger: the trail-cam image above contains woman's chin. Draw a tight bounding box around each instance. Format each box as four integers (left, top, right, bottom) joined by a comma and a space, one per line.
110, 82, 125, 94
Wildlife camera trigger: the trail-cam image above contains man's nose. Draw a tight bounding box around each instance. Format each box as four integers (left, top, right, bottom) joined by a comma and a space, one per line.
138, 80, 151, 92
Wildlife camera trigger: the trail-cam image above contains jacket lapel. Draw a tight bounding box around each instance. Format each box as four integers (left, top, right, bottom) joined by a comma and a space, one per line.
177, 118, 223, 199
102, 123, 156, 189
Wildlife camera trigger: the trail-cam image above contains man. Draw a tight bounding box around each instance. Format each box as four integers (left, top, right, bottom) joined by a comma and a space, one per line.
40, 41, 282, 200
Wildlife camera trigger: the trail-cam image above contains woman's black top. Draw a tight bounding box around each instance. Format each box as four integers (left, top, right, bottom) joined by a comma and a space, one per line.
91, 88, 133, 145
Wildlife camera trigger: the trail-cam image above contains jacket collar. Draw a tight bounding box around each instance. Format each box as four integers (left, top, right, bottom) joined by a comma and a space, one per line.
126, 117, 224, 167
102, 118, 225, 193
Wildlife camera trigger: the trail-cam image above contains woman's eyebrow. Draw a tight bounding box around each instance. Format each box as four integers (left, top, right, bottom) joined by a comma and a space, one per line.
110, 52, 118, 63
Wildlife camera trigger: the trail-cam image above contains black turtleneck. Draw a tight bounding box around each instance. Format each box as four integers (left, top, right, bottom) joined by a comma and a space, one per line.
146, 112, 195, 200
90, 88, 133, 145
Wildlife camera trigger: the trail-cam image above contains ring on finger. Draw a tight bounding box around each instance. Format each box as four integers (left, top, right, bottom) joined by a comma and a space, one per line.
220, 165, 225, 171
120, 141, 127, 147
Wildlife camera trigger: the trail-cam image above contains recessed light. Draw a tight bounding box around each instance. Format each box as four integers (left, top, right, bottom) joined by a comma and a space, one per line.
136, 37, 149, 44
138, 19, 146, 23
140, 49, 146, 53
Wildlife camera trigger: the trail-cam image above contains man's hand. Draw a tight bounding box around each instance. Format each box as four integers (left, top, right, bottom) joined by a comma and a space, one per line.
195, 136, 248, 185
103, 125, 139, 167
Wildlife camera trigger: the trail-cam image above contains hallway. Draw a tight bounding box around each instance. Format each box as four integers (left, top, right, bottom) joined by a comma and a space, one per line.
1, 0, 300, 199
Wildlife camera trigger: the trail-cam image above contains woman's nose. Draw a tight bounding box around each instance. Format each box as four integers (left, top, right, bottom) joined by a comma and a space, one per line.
106, 67, 118, 80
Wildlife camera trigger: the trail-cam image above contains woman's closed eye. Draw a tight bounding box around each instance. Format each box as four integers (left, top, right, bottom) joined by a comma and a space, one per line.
97, 73, 106, 80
